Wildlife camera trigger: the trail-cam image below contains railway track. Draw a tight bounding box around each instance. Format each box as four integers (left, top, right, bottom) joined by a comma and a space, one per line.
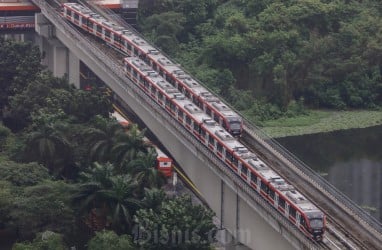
241, 128, 381, 249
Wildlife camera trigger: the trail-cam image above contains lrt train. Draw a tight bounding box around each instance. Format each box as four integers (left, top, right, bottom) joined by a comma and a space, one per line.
122, 56, 326, 241
61, 3, 326, 241
111, 111, 173, 178
61, 2, 243, 136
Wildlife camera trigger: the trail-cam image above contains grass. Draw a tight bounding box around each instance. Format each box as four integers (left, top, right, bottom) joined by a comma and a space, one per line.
261, 110, 382, 138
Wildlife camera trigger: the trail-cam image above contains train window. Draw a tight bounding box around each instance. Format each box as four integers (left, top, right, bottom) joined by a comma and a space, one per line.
133, 70, 137, 78
134, 48, 139, 56
300, 217, 306, 226
279, 197, 285, 209
217, 143, 223, 153
208, 135, 214, 145
241, 166, 248, 176
74, 13, 79, 20
170, 103, 176, 112
126, 42, 132, 51
151, 86, 156, 95
143, 79, 149, 88
269, 189, 275, 200
97, 25, 102, 34
158, 92, 163, 100
206, 107, 211, 116
185, 116, 191, 125
165, 98, 170, 107
193, 96, 199, 106
213, 115, 219, 123
290, 207, 296, 219
66, 9, 72, 16
251, 174, 256, 183
125, 64, 131, 72
105, 29, 111, 38
178, 110, 183, 119
260, 181, 268, 193
225, 151, 233, 162
232, 157, 238, 167
193, 123, 200, 133
200, 128, 206, 138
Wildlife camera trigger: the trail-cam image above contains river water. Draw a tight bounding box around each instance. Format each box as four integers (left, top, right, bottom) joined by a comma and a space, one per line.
276, 125, 382, 223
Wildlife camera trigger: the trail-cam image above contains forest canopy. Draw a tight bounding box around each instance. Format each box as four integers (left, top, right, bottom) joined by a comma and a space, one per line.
138, 0, 382, 121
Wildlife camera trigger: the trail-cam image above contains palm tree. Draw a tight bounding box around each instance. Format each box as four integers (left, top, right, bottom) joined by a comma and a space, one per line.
100, 175, 141, 232
127, 148, 166, 189
25, 122, 72, 177
73, 162, 141, 232
84, 117, 125, 163
111, 124, 149, 171
141, 188, 167, 212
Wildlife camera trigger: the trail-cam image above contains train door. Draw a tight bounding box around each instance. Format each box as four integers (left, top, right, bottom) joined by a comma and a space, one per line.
285, 203, 290, 217
111, 32, 115, 45
246, 170, 251, 184
256, 177, 261, 193
274, 193, 279, 208
204, 133, 209, 147
93, 23, 99, 36
79, 15, 83, 28
296, 212, 301, 227
238, 162, 242, 176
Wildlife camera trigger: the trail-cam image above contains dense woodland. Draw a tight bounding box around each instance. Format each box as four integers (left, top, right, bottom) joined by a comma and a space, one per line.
138, 0, 382, 122
0, 39, 216, 249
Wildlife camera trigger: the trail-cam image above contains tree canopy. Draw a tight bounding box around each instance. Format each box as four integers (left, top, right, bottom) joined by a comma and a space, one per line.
138, 0, 382, 121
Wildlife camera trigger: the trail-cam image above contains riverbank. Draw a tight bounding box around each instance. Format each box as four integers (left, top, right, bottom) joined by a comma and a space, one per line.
260, 110, 382, 138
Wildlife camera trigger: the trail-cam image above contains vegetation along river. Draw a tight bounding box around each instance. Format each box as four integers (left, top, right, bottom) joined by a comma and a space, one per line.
276, 125, 382, 223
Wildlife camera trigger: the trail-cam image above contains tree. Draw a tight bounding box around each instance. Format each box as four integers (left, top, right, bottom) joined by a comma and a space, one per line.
87, 230, 134, 250
12, 231, 67, 250
3, 72, 68, 131
0, 38, 41, 115
73, 163, 141, 233
127, 148, 166, 189
24, 121, 72, 177
140, 188, 167, 212
8, 181, 76, 240
134, 195, 216, 249
0, 161, 50, 187
111, 124, 148, 170
85, 116, 125, 163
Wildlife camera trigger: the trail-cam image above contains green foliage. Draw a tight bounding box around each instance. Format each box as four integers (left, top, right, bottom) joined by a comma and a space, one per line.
134, 195, 216, 249
0, 161, 50, 186
12, 231, 67, 250
138, 0, 382, 122
127, 148, 166, 190
0, 123, 11, 151
73, 162, 141, 233
87, 230, 134, 250
0, 38, 41, 115
8, 181, 76, 240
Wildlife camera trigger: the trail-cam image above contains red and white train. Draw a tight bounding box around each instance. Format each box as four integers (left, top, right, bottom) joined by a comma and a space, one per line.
123, 57, 326, 241
61, 2, 243, 136
61, 3, 325, 241
111, 111, 173, 178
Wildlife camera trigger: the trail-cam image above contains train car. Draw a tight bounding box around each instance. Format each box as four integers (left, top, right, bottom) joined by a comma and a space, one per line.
111, 111, 173, 178
123, 56, 325, 241
61, 2, 243, 136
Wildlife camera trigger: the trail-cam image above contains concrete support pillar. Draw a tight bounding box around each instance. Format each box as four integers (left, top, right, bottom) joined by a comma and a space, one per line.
68, 51, 80, 88
51, 40, 68, 78
35, 12, 72, 80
